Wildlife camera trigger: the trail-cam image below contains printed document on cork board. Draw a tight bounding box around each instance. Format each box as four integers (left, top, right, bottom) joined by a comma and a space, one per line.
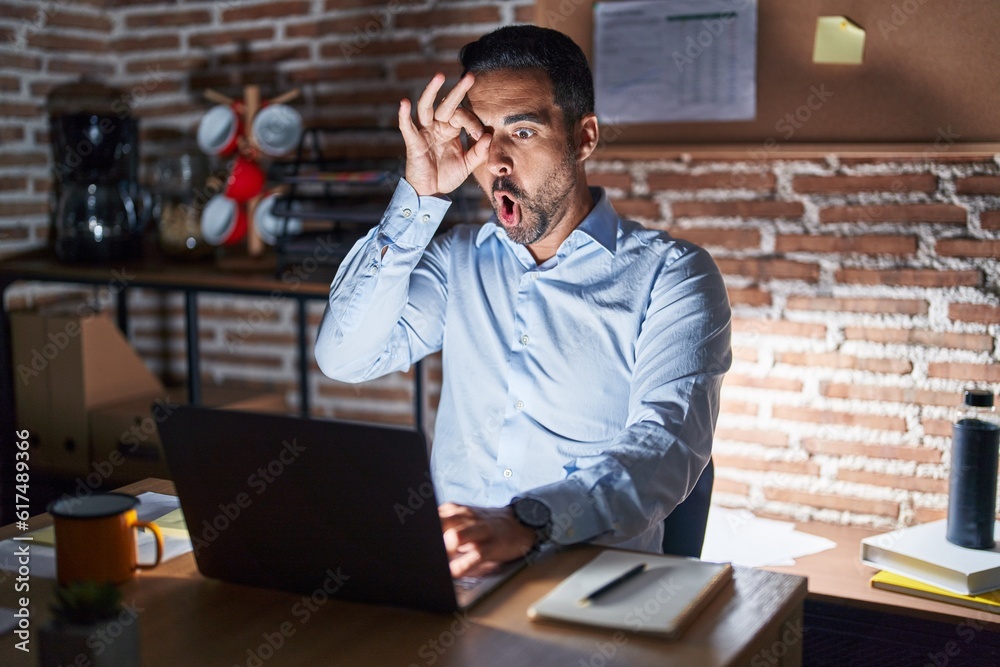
593, 0, 758, 124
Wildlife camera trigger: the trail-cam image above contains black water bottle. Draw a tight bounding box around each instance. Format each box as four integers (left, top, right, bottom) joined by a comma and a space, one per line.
946, 388, 1000, 549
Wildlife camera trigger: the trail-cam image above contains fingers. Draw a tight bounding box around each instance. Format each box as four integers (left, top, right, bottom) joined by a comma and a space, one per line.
443, 522, 492, 578
415, 72, 449, 127
439, 501, 470, 515
413, 72, 477, 130
434, 72, 475, 122
453, 519, 493, 546
439, 503, 479, 536
446, 527, 509, 578
440, 504, 492, 557
465, 133, 492, 172
449, 107, 484, 141
447, 548, 503, 578
450, 107, 491, 172
397, 98, 418, 144
442, 513, 498, 558
439, 503, 529, 578
449, 548, 483, 578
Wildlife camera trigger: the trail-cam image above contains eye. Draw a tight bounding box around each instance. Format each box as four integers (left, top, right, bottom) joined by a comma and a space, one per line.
513, 128, 536, 140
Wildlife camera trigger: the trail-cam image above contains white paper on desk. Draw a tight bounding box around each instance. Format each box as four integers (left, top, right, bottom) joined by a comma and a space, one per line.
700, 506, 836, 568
0, 492, 192, 579
134, 492, 193, 561
594, 0, 757, 124
135, 491, 181, 522
0, 539, 57, 579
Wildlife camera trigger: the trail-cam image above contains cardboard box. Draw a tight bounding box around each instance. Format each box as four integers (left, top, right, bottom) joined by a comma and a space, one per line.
11, 305, 164, 475
10, 310, 51, 457
89, 386, 289, 483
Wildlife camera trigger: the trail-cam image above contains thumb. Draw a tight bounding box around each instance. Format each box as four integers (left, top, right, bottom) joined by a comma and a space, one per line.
465, 133, 492, 171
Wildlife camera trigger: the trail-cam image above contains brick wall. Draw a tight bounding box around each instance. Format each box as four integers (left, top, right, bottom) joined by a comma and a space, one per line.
1, 1, 998, 530
587, 153, 1000, 529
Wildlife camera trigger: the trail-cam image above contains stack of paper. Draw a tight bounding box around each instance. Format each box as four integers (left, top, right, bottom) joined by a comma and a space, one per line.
700, 506, 836, 567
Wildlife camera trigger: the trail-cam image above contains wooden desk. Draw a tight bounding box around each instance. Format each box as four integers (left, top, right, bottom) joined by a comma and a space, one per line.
0, 479, 807, 667
761, 520, 1000, 631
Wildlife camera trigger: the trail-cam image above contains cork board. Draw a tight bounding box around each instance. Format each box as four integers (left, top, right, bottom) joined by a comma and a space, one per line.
535, 0, 1000, 143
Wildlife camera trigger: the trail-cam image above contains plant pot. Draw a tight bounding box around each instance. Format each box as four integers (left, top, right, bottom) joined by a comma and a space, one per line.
38, 615, 140, 667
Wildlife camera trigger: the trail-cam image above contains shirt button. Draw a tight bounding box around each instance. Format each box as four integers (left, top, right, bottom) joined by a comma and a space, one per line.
402, 208, 412, 218
520, 334, 529, 345
421, 214, 430, 223
515, 400, 524, 410
503, 468, 513, 478
531, 272, 540, 280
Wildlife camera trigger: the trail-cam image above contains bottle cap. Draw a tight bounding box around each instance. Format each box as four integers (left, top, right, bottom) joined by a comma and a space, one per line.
963, 388, 995, 407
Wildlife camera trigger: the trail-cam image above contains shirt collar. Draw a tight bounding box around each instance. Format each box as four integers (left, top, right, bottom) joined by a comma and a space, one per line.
474, 187, 619, 256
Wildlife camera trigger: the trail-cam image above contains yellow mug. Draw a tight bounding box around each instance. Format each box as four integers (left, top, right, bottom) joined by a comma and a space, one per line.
49, 493, 164, 586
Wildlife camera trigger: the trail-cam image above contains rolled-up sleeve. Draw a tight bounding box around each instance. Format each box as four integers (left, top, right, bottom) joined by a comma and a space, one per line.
314, 179, 452, 382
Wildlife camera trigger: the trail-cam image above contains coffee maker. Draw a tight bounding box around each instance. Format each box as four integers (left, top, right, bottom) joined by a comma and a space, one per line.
48, 83, 147, 262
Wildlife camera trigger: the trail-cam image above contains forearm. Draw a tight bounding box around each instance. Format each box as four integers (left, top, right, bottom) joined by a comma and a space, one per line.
525, 374, 723, 546
314, 180, 450, 381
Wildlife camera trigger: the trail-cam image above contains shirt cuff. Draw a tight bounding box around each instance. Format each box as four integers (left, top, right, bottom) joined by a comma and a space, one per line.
377, 179, 452, 251
518, 477, 613, 546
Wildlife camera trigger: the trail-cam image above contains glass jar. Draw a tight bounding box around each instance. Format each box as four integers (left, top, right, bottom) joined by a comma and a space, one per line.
152, 153, 213, 260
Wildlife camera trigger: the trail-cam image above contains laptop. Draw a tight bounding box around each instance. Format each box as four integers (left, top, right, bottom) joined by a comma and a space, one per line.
157, 406, 524, 613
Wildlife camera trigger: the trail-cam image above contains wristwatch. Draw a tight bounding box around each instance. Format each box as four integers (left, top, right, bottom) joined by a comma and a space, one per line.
511, 497, 552, 550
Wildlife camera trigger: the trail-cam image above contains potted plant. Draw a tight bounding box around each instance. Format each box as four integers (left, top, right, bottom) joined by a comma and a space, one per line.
39, 581, 140, 667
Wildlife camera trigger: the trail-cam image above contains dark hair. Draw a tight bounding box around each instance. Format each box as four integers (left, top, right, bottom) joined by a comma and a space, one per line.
459, 25, 594, 129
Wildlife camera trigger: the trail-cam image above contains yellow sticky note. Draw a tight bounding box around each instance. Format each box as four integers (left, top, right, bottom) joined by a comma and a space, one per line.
813, 16, 865, 65
29, 525, 56, 546
149, 508, 189, 537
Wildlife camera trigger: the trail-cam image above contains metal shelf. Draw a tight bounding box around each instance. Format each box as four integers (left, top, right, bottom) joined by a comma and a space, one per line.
264, 127, 484, 279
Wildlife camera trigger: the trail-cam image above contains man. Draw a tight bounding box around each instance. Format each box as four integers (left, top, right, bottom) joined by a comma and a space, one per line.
315, 25, 731, 577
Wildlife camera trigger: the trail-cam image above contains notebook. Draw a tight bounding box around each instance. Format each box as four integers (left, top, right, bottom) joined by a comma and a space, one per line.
860, 519, 1000, 596
871, 570, 1000, 615
157, 406, 522, 613
528, 550, 733, 639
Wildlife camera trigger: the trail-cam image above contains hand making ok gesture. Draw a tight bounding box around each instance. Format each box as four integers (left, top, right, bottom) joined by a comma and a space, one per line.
398, 72, 492, 198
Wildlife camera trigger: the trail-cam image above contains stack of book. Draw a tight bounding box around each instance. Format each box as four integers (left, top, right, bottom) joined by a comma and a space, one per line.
860, 519, 1000, 614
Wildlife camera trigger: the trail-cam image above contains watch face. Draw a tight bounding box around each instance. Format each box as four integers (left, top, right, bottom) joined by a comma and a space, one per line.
516, 498, 550, 528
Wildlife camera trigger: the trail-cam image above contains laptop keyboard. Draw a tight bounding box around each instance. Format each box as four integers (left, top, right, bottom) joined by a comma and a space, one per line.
454, 576, 485, 591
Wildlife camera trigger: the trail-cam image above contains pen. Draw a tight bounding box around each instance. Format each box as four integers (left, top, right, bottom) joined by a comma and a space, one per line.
578, 563, 647, 606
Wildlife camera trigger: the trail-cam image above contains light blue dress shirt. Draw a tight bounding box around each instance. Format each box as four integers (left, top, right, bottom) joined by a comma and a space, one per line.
315, 179, 732, 553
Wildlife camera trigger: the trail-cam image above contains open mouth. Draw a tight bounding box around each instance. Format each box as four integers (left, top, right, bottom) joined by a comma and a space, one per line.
494, 191, 521, 229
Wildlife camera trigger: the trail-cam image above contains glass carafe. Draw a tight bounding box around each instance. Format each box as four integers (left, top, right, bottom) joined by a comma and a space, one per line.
50, 112, 145, 262
54, 179, 140, 262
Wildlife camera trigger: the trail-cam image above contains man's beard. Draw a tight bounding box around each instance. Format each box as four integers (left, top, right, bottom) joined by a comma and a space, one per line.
488, 151, 578, 246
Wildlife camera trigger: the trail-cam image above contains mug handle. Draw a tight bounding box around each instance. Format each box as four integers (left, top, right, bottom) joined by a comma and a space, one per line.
134, 520, 164, 569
